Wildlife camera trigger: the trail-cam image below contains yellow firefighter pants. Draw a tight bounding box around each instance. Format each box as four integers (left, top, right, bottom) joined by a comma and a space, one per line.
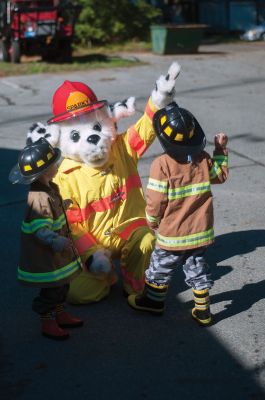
67, 227, 156, 304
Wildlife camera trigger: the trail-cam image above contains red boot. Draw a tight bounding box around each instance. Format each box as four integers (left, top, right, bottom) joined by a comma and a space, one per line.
56, 304, 84, 328
41, 319, 69, 340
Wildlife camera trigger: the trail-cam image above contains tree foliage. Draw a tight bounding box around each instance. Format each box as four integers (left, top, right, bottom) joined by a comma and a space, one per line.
75, 0, 161, 45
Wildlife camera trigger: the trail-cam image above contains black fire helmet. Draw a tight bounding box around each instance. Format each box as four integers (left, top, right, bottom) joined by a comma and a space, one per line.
153, 102, 206, 160
9, 137, 61, 185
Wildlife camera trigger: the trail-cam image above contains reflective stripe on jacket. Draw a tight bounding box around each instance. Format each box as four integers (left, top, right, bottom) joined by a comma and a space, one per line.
145, 149, 228, 251
54, 98, 157, 260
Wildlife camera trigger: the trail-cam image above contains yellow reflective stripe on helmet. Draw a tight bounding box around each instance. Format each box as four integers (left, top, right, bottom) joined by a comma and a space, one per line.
147, 178, 168, 193
213, 155, 228, 167
175, 133, 184, 141
157, 228, 214, 248
160, 115, 166, 125
145, 211, 159, 223
22, 214, 67, 234
168, 182, 211, 200
164, 126, 172, 136
36, 159, 45, 167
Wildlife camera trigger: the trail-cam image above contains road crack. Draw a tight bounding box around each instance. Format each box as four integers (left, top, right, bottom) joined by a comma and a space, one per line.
0, 94, 15, 106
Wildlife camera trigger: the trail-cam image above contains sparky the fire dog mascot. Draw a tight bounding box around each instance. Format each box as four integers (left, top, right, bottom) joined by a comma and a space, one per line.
27, 63, 181, 304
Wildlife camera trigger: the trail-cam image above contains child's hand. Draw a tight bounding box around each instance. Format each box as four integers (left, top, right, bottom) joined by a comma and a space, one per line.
214, 133, 228, 150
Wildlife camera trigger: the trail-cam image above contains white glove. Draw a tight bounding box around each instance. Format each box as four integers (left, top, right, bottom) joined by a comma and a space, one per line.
89, 249, 112, 274
151, 62, 181, 109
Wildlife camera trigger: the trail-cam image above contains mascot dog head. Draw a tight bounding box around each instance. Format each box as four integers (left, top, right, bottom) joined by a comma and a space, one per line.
27, 80, 135, 167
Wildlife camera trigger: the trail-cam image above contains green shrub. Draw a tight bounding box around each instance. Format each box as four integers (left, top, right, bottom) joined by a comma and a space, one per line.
75, 0, 161, 46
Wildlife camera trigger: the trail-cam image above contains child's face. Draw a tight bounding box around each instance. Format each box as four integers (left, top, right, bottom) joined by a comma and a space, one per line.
42, 163, 58, 182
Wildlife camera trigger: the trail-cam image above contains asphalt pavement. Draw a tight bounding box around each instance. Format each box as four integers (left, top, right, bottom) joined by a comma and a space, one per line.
1, 41, 265, 400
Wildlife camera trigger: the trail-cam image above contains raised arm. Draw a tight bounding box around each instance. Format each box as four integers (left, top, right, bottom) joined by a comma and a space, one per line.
124, 62, 182, 161
209, 133, 229, 184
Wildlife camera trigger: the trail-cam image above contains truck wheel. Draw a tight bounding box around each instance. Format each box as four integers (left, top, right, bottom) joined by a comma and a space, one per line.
0, 40, 10, 62
11, 41, 20, 63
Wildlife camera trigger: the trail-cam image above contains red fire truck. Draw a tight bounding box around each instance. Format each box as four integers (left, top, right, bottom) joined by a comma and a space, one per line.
0, 0, 81, 63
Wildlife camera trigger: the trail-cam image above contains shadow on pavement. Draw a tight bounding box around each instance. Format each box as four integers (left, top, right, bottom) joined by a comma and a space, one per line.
212, 279, 265, 322
193, 50, 227, 56
16, 53, 137, 65
1, 147, 264, 400
211, 230, 265, 264
72, 53, 110, 63
209, 229, 265, 323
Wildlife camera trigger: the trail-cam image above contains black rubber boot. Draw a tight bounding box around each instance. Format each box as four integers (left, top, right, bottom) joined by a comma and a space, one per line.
128, 281, 168, 315
192, 288, 212, 326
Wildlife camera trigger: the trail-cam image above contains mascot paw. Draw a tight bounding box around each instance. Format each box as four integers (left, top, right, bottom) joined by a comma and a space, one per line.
151, 62, 181, 109
89, 249, 112, 274
111, 97, 136, 124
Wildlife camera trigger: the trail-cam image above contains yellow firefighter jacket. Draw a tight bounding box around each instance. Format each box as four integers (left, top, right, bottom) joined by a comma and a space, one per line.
54, 98, 157, 262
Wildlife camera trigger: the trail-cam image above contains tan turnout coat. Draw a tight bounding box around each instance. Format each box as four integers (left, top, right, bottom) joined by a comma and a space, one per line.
145, 149, 228, 251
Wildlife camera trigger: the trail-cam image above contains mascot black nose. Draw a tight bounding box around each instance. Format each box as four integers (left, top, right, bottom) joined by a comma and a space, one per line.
87, 134, 100, 145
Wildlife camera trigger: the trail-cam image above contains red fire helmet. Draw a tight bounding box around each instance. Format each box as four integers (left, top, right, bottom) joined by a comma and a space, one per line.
47, 80, 107, 124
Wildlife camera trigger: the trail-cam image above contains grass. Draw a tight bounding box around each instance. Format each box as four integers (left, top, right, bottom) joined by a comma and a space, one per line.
0, 42, 150, 77
76, 40, 152, 53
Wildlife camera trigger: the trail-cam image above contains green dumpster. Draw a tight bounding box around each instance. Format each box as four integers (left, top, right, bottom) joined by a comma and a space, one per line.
151, 24, 207, 55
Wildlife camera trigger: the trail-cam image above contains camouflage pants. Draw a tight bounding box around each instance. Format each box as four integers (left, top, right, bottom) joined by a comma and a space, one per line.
145, 246, 213, 290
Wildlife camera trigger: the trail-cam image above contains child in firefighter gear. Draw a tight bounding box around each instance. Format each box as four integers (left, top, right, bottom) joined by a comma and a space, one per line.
9, 138, 83, 340
128, 102, 229, 326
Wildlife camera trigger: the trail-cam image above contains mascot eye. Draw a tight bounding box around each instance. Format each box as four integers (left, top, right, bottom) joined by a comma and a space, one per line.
70, 130, 80, 143
93, 123, 102, 132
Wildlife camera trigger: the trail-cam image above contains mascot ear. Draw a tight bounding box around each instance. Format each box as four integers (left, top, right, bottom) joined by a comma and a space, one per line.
26, 122, 60, 147
110, 97, 136, 123
151, 62, 181, 109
